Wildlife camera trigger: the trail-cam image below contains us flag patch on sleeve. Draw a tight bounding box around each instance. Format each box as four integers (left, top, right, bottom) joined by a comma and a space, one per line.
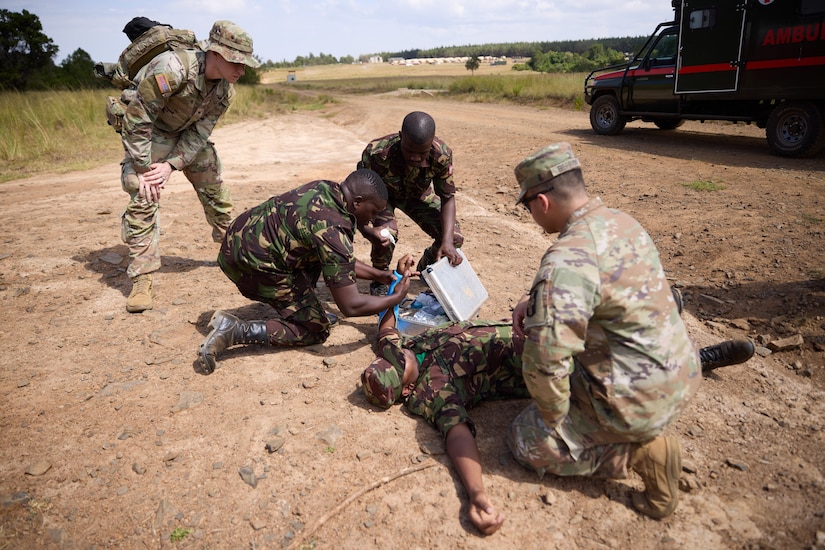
154, 74, 171, 94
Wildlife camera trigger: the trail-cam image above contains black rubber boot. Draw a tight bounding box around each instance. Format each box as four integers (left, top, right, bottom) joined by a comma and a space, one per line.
198, 311, 268, 374
700, 339, 755, 373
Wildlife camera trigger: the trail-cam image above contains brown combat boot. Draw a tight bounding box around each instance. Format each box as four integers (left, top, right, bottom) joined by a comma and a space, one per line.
126, 274, 153, 313
198, 311, 268, 374
629, 436, 681, 519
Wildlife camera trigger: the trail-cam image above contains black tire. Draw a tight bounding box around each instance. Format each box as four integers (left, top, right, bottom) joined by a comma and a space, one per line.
590, 95, 627, 136
653, 118, 684, 130
766, 102, 825, 157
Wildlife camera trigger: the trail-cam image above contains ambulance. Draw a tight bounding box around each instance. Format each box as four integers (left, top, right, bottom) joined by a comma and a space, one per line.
584, 0, 825, 156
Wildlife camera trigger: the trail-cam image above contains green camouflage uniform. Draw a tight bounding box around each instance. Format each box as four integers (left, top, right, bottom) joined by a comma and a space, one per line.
362, 321, 530, 439
507, 197, 701, 479
218, 180, 358, 346
357, 133, 463, 270
120, 48, 234, 278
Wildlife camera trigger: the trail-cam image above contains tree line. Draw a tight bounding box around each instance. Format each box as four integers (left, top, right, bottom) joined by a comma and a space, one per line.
1, 9, 649, 91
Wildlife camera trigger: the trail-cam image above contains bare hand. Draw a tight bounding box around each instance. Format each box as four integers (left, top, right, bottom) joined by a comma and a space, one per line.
395, 253, 418, 276
468, 492, 505, 535
437, 243, 462, 266
137, 162, 173, 203
512, 294, 530, 339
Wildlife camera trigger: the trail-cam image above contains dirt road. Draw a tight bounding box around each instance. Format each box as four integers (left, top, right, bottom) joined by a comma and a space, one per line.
1, 94, 824, 549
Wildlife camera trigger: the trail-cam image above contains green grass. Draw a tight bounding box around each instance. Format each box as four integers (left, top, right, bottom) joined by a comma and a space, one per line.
169, 527, 192, 542
682, 180, 727, 192
0, 89, 124, 182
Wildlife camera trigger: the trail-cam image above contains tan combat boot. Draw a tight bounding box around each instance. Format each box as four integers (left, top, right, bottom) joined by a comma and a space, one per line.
629, 436, 681, 519
126, 274, 154, 313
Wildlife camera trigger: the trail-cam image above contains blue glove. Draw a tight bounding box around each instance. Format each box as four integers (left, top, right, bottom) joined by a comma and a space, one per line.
378, 271, 403, 324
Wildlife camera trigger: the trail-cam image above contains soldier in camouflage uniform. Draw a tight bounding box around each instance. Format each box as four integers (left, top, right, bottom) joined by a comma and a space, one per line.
357, 111, 464, 294
504, 142, 762, 519
362, 257, 530, 535
198, 169, 413, 374
119, 20, 259, 313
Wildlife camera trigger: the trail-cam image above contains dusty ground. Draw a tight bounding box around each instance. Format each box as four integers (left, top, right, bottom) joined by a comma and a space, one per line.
1, 93, 824, 549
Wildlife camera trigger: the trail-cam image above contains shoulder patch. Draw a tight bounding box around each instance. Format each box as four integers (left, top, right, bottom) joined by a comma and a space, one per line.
154, 74, 171, 94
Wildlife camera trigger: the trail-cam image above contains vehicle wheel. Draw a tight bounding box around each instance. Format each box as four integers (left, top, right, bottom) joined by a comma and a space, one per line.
653, 118, 684, 130
590, 95, 627, 135
766, 102, 825, 157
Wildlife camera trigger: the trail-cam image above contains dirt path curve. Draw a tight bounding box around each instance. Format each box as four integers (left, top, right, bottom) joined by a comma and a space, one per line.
0, 94, 823, 549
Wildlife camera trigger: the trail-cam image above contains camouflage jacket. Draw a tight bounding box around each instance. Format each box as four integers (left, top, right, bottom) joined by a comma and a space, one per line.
383, 321, 528, 439
223, 180, 359, 288
357, 133, 455, 203
122, 49, 234, 173
522, 197, 701, 441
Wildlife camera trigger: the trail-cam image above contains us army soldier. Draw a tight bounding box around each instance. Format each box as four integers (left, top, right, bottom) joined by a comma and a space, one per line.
119, 20, 259, 312
507, 142, 703, 519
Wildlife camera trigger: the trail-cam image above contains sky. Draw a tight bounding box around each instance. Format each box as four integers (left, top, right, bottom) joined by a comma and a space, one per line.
9, 0, 677, 65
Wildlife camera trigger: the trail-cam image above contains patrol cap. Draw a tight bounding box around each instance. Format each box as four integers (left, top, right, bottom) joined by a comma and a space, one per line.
206, 20, 260, 68
514, 142, 581, 205
361, 340, 408, 408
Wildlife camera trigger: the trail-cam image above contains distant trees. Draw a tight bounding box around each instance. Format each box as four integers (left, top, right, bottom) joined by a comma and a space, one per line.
528, 43, 626, 73
0, 9, 59, 90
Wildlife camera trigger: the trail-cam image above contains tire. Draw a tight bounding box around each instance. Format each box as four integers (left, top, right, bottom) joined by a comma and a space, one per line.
653, 118, 684, 130
766, 102, 825, 157
590, 95, 627, 136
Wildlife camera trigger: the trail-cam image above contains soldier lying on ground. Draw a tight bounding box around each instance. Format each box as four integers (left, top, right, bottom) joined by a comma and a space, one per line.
361, 255, 754, 535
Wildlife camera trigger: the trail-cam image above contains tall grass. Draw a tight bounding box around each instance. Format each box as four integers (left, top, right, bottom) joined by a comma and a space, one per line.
0, 85, 336, 183
0, 89, 124, 181
447, 73, 585, 108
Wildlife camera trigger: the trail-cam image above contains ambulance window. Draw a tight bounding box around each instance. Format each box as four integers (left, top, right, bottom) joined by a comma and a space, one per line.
650, 34, 678, 65
688, 9, 716, 29
800, 0, 825, 16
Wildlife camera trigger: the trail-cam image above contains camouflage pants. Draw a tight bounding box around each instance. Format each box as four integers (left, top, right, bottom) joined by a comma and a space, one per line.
120, 135, 233, 278
369, 190, 463, 270
507, 363, 643, 479
507, 402, 635, 479
217, 214, 331, 347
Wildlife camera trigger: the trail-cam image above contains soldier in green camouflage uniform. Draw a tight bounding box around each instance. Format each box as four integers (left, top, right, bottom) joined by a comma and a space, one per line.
198, 169, 412, 374
362, 260, 530, 535
119, 20, 259, 313
357, 111, 464, 293
507, 142, 702, 520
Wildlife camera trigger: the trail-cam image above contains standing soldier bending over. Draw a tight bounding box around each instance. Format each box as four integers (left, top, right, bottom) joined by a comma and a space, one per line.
119, 20, 259, 312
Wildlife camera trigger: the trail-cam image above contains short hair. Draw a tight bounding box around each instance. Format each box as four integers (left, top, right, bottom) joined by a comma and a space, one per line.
538, 168, 585, 202
345, 168, 388, 202
401, 111, 435, 144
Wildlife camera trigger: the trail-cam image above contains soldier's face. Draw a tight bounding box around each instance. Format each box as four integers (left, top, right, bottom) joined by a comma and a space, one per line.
399, 134, 432, 168
213, 53, 246, 83
353, 197, 387, 227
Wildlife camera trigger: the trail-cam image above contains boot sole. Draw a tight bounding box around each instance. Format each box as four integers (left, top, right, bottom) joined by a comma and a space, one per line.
199, 311, 228, 374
